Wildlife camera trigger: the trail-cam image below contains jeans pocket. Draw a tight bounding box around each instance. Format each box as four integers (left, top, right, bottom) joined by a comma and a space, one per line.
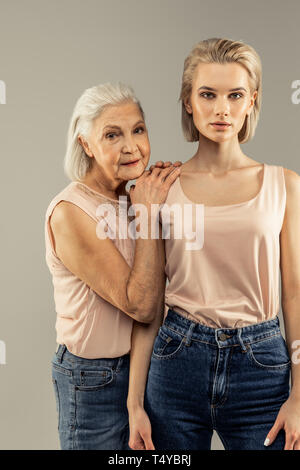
152, 325, 186, 360
52, 378, 60, 430
74, 367, 114, 391
248, 333, 291, 369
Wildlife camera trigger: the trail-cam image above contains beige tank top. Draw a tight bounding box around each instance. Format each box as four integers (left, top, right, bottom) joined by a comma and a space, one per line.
160, 163, 286, 328
45, 181, 135, 359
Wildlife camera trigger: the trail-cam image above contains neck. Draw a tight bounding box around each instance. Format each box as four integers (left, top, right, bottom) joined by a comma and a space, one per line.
190, 135, 250, 173
80, 172, 128, 201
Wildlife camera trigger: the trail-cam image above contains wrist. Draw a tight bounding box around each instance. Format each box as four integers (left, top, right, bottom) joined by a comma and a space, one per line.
127, 397, 144, 412
289, 385, 300, 401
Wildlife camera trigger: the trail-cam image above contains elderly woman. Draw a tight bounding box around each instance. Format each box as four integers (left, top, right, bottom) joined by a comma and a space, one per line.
45, 82, 181, 450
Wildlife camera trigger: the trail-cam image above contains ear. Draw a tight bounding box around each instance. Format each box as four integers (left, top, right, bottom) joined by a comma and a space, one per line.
247, 90, 258, 116
184, 98, 193, 115
78, 135, 94, 158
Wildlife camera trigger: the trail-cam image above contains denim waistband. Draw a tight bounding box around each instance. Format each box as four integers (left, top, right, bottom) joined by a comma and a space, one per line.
164, 308, 282, 351
55, 344, 130, 369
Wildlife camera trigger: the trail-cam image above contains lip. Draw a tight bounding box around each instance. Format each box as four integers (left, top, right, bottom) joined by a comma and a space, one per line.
210, 122, 231, 129
121, 159, 140, 166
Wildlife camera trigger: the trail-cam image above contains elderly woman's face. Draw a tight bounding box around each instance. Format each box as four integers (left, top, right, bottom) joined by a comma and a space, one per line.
80, 101, 150, 183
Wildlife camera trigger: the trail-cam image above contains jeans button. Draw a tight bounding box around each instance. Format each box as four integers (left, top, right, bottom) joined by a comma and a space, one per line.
219, 333, 228, 341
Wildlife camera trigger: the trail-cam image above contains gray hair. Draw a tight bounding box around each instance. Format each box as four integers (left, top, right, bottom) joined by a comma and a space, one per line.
64, 82, 145, 181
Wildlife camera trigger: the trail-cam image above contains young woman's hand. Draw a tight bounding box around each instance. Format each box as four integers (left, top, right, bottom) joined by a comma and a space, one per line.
128, 406, 155, 450
264, 394, 300, 449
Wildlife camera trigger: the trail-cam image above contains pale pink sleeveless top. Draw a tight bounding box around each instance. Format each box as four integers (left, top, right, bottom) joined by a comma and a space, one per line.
160, 163, 286, 328
45, 181, 135, 359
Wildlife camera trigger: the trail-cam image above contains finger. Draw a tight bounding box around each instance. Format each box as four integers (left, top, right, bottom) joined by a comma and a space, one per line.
149, 162, 172, 171
293, 439, 300, 450
172, 161, 183, 166
141, 431, 155, 450
264, 419, 283, 447
149, 167, 164, 177
145, 437, 155, 450
154, 161, 164, 167
158, 164, 181, 179
284, 435, 295, 450
128, 436, 146, 450
137, 169, 151, 180
162, 166, 181, 184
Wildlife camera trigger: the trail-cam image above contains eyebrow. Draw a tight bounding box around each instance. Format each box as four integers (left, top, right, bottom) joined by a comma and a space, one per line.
198, 86, 247, 92
102, 120, 145, 131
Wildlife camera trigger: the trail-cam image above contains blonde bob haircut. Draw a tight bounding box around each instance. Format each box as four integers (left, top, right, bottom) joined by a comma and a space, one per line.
64, 82, 145, 181
179, 37, 262, 144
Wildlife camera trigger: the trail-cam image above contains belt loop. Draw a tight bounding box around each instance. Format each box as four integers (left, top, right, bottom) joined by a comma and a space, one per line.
56, 344, 67, 363
237, 329, 248, 353
184, 321, 196, 347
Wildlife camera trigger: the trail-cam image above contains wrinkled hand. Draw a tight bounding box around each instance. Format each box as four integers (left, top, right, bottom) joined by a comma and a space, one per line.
128, 407, 155, 450
148, 160, 182, 172
129, 162, 181, 208
264, 395, 300, 449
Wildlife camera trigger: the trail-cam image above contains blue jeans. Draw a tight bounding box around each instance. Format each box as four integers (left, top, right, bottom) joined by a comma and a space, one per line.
51, 345, 131, 450
144, 308, 291, 450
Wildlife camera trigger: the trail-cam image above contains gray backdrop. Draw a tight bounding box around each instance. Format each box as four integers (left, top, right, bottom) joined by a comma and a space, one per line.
0, 0, 299, 450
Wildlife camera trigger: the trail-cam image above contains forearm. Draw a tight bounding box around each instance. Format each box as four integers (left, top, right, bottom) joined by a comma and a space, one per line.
282, 294, 300, 396
127, 290, 165, 412
127, 211, 164, 316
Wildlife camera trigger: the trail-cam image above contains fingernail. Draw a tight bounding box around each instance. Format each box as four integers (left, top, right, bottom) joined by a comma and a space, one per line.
264, 438, 270, 446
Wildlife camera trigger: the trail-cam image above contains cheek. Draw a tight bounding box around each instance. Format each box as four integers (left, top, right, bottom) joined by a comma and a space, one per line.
233, 101, 249, 116
140, 138, 151, 157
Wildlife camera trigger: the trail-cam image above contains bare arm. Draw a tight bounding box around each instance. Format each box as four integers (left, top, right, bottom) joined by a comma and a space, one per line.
126, 218, 167, 450
127, 226, 166, 409
280, 168, 300, 395
265, 167, 300, 449
49, 165, 180, 324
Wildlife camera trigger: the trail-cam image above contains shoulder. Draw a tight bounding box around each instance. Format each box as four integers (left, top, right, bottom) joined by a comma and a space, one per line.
282, 167, 300, 192
50, 200, 94, 236
282, 167, 300, 211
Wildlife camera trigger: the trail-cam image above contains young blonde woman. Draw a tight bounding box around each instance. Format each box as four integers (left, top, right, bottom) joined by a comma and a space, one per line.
45, 82, 181, 450
127, 38, 300, 450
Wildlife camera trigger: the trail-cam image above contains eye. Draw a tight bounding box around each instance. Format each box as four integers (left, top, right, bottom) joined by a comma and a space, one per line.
230, 93, 244, 99
200, 92, 214, 99
134, 126, 145, 134
105, 132, 118, 139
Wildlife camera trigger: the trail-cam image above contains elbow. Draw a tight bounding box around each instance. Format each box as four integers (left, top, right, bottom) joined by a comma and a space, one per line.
125, 279, 157, 323
127, 303, 156, 324
137, 308, 156, 324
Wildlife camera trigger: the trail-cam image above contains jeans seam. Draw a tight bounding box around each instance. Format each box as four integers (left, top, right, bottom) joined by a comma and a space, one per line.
152, 337, 186, 360
246, 331, 281, 345
214, 347, 233, 408
211, 347, 220, 407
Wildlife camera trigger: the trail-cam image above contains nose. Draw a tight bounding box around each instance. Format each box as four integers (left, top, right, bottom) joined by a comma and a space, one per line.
214, 96, 230, 117
122, 133, 138, 153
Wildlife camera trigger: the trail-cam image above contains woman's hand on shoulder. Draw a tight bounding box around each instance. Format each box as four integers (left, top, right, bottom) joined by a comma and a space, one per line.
129, 160, 182, 208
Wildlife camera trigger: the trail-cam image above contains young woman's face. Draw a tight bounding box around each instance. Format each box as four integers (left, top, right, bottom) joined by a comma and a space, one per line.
185, 62, 257, 142
79, 101, 150, 183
